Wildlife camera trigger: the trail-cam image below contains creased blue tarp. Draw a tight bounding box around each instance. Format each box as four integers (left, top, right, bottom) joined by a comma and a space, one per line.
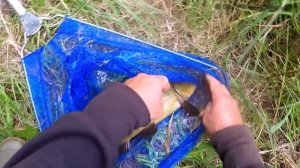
22, 17, 229, 168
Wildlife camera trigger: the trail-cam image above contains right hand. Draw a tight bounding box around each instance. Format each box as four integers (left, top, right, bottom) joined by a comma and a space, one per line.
200, 75, 243, 135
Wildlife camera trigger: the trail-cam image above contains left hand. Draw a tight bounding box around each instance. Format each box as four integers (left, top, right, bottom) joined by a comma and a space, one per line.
125, 73, 170, 120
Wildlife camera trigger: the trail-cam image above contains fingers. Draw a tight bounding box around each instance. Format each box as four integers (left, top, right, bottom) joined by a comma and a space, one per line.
134, 73, 170, 91
205, 74, 230, 101
156, 75, 170, 92
200, 102, 211, 128
205, 74, 221, 89
157, 101, 165, 119
200, 102, 211, 118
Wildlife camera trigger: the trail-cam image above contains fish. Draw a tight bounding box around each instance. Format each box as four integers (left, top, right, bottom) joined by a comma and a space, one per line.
122, 83, 196, 143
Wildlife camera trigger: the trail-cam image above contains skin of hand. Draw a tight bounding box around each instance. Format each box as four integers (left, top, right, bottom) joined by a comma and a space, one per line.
125, 73, 170, 120
200, 74, 243, 135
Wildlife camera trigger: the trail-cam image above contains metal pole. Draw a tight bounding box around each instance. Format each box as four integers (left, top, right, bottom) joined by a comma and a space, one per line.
6, 0, 26, 16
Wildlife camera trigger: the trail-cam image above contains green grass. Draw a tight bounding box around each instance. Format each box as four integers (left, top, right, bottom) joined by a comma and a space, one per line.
1, 0, 300, 167
0, 61, 37, 141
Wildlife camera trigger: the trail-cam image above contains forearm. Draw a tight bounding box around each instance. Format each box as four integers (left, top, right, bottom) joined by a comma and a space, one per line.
5, 83, 150, 168
212, 125, 264, 168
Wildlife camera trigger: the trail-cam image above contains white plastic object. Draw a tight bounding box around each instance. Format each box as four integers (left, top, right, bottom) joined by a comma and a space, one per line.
6, 0, 26, 16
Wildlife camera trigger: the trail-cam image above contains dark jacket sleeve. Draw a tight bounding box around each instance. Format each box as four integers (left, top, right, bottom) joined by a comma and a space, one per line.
4, 83, 150, 168
211, 125, 264, 168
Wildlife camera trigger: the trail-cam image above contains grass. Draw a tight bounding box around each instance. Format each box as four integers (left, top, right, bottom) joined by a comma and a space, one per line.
0, 0, 299, 167
0, 8, 37, 142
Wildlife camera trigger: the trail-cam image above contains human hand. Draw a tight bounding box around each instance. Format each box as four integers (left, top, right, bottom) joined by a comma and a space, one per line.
125, 73, 170, 120
200, 75, 243, 135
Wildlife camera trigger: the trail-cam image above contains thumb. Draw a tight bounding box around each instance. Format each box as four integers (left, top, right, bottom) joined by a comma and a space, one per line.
200, 102, 212, 118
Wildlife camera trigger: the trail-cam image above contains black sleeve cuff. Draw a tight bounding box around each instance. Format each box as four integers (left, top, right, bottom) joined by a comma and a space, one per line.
211, 125, 253, 155
211, 125, 264, 168
84, 82, 150, 133
3, 82, 151, 168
